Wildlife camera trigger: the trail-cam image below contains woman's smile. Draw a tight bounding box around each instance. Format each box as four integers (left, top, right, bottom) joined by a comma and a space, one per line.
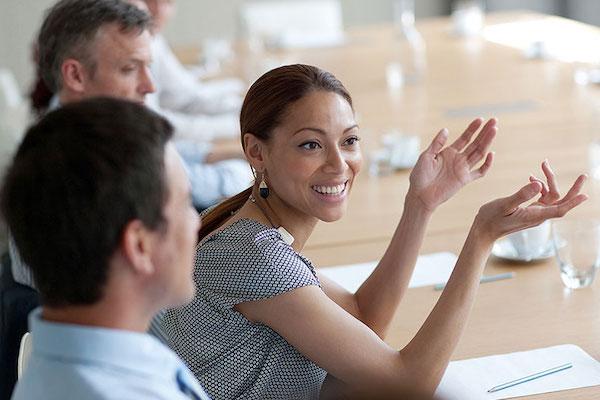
311, 180, 349, 202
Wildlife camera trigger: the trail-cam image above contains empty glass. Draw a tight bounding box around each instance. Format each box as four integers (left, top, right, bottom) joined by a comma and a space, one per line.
387, 0, 426, 89
588, 139, 600, 180
451, 0, 484, 37
552, 219, 600, 289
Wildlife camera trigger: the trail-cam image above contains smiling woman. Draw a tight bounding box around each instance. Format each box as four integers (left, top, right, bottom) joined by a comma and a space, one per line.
159, 64, 588, 400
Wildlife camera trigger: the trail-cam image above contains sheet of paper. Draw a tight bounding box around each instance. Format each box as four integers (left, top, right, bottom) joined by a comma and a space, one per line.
436, 344, 600, 399
317, 252, 457, 293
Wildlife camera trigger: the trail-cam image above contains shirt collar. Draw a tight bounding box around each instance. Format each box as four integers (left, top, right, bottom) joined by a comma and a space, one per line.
48, 95, 60, 111
29, 308, 182, 379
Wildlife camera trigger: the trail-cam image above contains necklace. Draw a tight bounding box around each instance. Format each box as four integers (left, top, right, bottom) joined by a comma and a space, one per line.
249, 194, 295, 246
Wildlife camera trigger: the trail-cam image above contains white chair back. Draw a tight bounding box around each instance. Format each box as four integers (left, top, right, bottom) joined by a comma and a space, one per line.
17, 332, 33, 379
0, 68, 22, 112
238, 0, 344, 49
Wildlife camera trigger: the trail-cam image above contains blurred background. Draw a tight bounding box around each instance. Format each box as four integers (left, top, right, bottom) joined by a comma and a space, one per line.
1, 0, 599, 90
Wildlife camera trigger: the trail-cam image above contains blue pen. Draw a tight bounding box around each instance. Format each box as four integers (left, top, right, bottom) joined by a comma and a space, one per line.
487, 362, 573, 393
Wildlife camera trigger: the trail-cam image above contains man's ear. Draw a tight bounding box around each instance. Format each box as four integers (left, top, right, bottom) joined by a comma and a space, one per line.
61, 59, 88, 94
120, 220, 156, 276
243, 132, 267, 172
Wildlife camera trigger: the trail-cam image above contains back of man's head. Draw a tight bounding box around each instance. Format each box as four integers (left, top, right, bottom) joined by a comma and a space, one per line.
0, 98, 173, 307
38, 0, 150, 93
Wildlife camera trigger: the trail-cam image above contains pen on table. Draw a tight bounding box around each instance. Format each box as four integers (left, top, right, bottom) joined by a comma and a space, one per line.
434, 272, 515, 291
487, 362, 573, 393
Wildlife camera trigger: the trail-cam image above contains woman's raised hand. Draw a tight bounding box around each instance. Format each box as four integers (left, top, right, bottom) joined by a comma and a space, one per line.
473, 165, 588, 244
409, 118, 497, 212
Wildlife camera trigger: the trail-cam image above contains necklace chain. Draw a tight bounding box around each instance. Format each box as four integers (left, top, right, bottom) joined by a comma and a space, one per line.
248, 194, 295, 246
249, 194, 277, 228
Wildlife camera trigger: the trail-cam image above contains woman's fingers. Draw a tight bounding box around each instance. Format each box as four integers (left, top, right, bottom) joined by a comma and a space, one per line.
529, 175, 549, 198
449, 118, 483, 151
503, 181, 543, 214
534, 193, 588, 220
470, 151, 494, 180
556, 174, 588, 205
464, 122, 497, 167
541, 160, 561, 201
425, 128, 449, 155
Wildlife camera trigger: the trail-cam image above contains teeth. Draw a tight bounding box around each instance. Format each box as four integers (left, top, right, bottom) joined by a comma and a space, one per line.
312, 182, 346, 195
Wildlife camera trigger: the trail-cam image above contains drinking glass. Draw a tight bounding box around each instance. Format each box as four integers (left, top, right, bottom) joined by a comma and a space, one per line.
552, 219, 600, 289
451, 0, 484, 37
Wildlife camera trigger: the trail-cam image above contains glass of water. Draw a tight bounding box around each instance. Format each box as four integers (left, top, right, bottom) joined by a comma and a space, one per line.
588, 139, 600, 180
552, 219, 600, 289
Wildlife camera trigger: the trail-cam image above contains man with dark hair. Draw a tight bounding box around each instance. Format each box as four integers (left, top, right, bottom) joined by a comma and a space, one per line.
3, 97, 210, 399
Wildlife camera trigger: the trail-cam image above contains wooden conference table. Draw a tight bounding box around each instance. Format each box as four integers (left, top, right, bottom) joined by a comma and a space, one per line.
183, 12, 600, 398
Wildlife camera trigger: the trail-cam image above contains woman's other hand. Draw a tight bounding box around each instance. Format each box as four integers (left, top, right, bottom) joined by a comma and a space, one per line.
473, 169, 587, 245
409, 118, 497, 212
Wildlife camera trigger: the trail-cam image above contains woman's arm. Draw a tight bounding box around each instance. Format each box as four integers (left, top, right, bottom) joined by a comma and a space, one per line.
402, 175, 587, 389
237, 176, 587, 397
320, 118, 496, 338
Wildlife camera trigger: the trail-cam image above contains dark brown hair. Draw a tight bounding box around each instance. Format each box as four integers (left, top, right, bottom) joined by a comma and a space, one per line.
1, 98, 172, 306
198, 64, 353, 241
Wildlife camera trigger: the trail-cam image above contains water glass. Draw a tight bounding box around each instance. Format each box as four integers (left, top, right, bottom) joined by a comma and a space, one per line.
552, 219, 600, 289
369, 149, 393, 177
588, 140, 600, 180
451, 0, 484, 37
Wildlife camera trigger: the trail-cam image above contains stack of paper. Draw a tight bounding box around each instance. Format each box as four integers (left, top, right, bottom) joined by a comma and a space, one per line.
317, 252, 457, 293
436, 344, 600, 399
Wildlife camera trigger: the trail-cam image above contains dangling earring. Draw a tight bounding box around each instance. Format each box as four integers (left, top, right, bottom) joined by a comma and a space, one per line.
259, 176, 269, 198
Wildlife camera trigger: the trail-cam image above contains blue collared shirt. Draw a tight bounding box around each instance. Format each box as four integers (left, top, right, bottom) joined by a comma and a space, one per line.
12, 309, 211, 400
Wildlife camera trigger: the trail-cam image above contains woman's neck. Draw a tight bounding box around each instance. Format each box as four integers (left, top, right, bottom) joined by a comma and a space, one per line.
232, 189, 318, 251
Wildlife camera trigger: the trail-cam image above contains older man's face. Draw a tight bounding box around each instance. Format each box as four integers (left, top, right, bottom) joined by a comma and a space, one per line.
81, 23, 155, 103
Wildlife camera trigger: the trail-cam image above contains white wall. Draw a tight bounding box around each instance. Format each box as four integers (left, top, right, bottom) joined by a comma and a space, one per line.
565, 0, 600, 27
1, 0, 598, 91
163, 0, 450, 44
485, 0, 562, 15
1, 0, 56, 92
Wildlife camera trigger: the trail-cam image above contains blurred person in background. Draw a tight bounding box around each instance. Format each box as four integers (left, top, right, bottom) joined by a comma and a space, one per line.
12, 0, 252, 301
141, 0, 247, 142
27, 0, 251, 210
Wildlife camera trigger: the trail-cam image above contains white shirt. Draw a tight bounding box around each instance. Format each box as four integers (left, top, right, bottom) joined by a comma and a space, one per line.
146, 35, 245, 142
12, 309, 211, 400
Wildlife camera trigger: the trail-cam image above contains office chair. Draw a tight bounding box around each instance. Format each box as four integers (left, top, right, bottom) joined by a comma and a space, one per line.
0, 253, 40, 399
238, 0, 345, 49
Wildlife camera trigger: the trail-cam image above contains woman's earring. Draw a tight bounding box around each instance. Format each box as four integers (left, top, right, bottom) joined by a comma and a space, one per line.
259, 177, 269, 198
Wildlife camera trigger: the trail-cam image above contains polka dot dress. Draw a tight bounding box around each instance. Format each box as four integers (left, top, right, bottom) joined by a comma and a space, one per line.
161, 219, 326, 400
